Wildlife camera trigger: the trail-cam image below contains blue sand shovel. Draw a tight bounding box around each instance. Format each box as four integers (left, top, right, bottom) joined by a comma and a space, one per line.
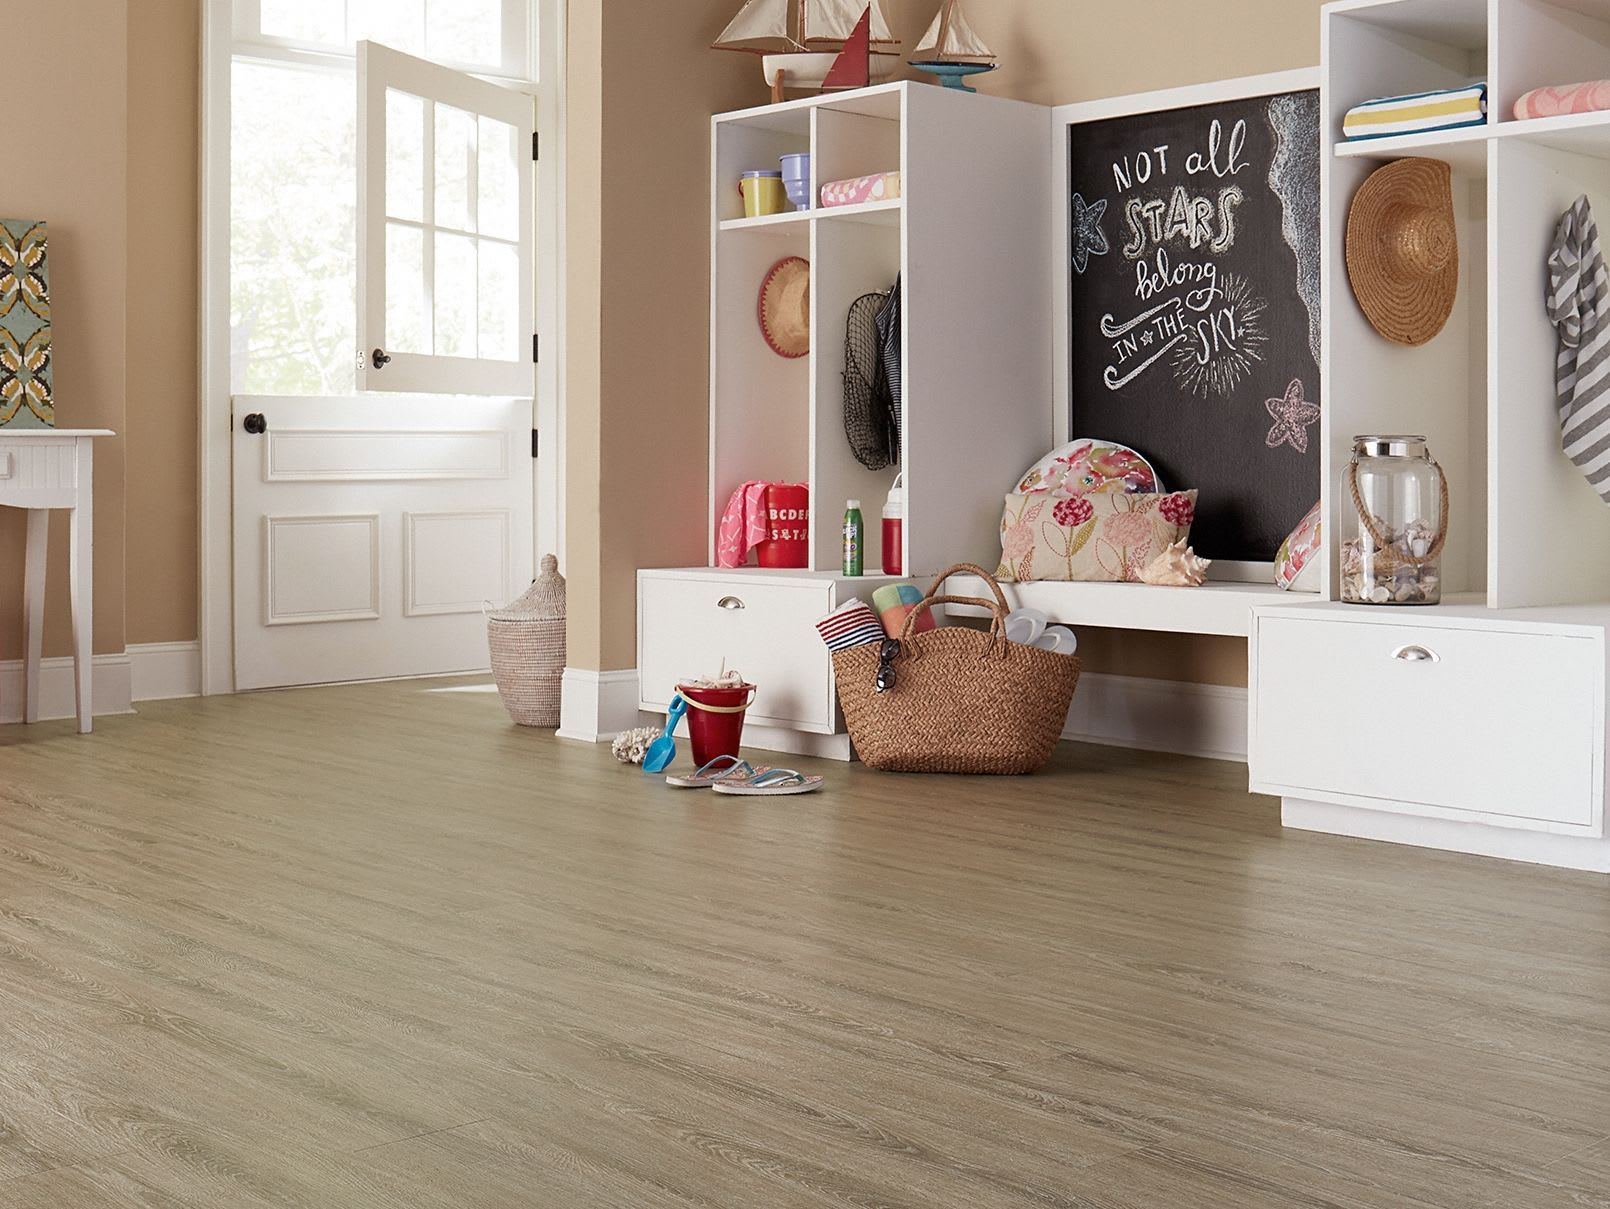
642, 695, 689, 774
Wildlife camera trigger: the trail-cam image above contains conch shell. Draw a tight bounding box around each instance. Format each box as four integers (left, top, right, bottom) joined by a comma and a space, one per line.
1139, 539, 1212, 587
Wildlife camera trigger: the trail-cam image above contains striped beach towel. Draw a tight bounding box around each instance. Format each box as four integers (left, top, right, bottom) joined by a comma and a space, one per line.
814, 599, 886, 652
1548, 195, 1610, 505
1342, 84, 1487, 140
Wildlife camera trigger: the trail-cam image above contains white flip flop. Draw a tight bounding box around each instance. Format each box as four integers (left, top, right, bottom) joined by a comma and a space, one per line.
710, 768, 824, 796
665, 755, 768, 789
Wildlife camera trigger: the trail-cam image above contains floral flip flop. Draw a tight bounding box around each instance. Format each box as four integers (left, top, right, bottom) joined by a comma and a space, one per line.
664, 754, 767, 789
710, 768, 824, 797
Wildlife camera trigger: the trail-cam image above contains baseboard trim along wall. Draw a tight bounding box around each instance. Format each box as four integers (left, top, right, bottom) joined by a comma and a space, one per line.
1062, 672, 1248, 762
557, 667, 644, 743
0, 641, 203, 724
558, 667, 1249, 763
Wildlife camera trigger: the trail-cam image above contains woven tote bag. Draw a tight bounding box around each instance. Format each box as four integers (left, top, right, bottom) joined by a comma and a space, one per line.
832, 564, 1080, 774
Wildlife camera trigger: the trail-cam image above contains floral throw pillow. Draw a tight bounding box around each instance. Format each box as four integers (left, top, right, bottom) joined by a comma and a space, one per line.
996, 490, 1197, 583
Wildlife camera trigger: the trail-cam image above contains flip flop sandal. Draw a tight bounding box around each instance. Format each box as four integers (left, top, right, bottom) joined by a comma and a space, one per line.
711, 768, 824, 797
664, 755, 767, 789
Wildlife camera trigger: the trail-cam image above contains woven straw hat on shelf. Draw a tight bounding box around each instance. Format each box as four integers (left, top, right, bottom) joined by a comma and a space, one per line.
1345, 157, 1459, 347
488, 554, 565, 727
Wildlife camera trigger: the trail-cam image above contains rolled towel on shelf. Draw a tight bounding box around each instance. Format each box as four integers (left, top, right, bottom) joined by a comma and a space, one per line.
1342, 84, 1487, 141
1514, 81, 1610, 121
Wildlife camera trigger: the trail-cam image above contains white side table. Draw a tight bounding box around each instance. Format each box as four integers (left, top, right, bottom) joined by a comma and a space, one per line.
0, 429, 113, 733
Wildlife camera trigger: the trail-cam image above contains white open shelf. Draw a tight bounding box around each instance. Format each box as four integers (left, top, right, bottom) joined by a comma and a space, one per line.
946, 578, 1296, 638
718, 197, 904, 234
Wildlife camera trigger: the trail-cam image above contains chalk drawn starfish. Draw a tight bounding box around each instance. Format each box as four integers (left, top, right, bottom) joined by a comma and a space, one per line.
1071, 193, 1109, 275
1264, 378, 1320, 453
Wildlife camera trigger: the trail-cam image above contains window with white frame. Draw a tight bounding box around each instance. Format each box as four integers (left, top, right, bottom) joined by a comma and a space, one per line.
228, 0, 532, 396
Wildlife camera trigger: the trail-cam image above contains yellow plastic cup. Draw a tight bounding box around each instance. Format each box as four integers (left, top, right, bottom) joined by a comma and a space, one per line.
740, 172, 787, 218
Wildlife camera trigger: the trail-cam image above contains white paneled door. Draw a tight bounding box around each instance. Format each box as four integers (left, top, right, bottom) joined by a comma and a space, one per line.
232, 396, 533, 690
231, 42, 538, 691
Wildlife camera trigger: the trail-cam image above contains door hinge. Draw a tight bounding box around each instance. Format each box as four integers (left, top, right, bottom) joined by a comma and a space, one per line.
532, 131, 540, 161
532, 333, 540, 364
531, 429, 540, 459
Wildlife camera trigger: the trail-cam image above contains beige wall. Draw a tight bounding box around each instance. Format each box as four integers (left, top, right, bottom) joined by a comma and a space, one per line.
0, 0, 131, 661
126, 0, 201, 647
565, 0, 1329, 687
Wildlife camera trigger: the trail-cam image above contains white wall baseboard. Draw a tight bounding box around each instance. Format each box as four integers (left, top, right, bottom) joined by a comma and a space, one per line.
129, 641, 203, 702
557, 667, 644, 743
0, 653, 134, 723
0, 641, 203, 724
1062, 672, 1247, 762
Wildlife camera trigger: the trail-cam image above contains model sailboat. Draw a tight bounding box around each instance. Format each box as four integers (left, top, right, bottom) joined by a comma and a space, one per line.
714, 0, 900, 103
909, 0, 997, 91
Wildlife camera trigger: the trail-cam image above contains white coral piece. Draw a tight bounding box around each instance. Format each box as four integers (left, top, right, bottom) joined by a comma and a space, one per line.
1139, 539, 1212, 587
611, 726, 662, 765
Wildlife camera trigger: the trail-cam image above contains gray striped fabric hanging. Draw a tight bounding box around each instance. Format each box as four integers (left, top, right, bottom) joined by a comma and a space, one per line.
1548, 194, 1610, 505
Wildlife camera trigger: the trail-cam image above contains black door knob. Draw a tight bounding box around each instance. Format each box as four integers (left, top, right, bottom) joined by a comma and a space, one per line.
371, 348, 392, 369
242, 413, 267, 435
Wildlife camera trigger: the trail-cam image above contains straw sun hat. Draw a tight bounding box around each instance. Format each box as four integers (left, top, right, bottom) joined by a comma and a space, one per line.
759, 256, 810, 358
1345, 157, 1459, 347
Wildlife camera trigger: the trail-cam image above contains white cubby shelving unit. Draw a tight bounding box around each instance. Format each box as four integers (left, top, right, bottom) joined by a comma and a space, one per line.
706, 81, 1052, 577
1248, 0, 1610, 871
638, 82, 1050, 758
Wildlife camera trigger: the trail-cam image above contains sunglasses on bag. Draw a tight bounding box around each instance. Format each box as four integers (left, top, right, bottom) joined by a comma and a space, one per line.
875, 638, 901, 694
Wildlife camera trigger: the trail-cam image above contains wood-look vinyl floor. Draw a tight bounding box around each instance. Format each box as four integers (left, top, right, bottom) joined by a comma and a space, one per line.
0, 676, 1608, 1207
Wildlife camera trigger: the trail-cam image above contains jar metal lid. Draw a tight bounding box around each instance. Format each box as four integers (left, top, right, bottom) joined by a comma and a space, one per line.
1352, 434, 1427, 458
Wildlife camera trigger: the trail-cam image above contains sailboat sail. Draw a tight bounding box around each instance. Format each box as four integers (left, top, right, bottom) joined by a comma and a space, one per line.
714, 0, 801, 51
913, 0, 995, 62
803, 0, 896, 45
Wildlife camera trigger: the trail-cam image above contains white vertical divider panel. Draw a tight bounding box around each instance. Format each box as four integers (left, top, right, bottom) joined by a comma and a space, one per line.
903, 86, 1053, 579
1489, 138, 1610, 607
1322, 3, 1490, 598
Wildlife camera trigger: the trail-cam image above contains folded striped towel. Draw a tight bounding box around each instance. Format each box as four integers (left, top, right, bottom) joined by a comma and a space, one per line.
1343, 84, 1487, 140
814, 598, 885, 652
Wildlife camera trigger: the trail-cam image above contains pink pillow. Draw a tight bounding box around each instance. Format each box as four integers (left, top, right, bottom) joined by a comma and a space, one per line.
1514, 81, 1610, 121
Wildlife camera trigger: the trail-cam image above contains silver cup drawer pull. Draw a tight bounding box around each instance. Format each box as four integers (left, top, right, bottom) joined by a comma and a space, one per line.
1392, 644, 1439, 663
717, 596, 745, 611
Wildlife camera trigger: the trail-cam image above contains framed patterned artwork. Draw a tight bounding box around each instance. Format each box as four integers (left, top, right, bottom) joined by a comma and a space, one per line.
0, 219, 52, 427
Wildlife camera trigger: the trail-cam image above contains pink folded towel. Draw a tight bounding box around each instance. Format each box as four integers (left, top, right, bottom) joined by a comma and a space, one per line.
717, 480, 771, 568
1514, 81, 1610, 121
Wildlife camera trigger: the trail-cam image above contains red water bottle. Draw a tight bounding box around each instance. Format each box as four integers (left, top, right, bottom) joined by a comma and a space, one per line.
881, 474, 905, 576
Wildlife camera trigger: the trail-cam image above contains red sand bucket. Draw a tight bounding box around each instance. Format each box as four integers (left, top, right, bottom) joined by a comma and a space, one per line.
756, 483, 809, 568
677, 683, 756, 767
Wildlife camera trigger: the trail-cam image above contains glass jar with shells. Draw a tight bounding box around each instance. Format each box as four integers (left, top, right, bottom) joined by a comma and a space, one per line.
1340, 435, 1447, 605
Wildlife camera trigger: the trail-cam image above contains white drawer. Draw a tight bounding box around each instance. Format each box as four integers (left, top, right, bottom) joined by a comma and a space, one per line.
639, 576, 837, 731
0, 439, 80, 506
1253, 615, 1601, 829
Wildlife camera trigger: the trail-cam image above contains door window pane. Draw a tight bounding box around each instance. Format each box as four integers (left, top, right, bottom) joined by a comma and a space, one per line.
385, 223, 429, 354
385, 89, 425, 222
434, 104, 477, 233
231, 61, 355, 396
348, 0, 426, 55
434, 232, 478, 358
477, 115, 519, 241
426, 0, 503, 68
260, 0, 346, 45
478, 240, 519, 361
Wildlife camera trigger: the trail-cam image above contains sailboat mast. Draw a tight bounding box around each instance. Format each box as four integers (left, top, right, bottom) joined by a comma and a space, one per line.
936, 0, 954, 59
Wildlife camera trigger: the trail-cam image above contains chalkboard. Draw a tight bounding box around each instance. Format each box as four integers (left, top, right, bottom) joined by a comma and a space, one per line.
1066, 88, 1321, 564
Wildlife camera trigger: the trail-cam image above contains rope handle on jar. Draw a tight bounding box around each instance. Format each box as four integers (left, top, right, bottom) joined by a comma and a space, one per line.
1346, 458, 1449, 568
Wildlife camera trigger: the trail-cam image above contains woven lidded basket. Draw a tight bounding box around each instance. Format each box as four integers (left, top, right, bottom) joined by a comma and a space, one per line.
831, 564, 1080, 775
488, 554, 566, 727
